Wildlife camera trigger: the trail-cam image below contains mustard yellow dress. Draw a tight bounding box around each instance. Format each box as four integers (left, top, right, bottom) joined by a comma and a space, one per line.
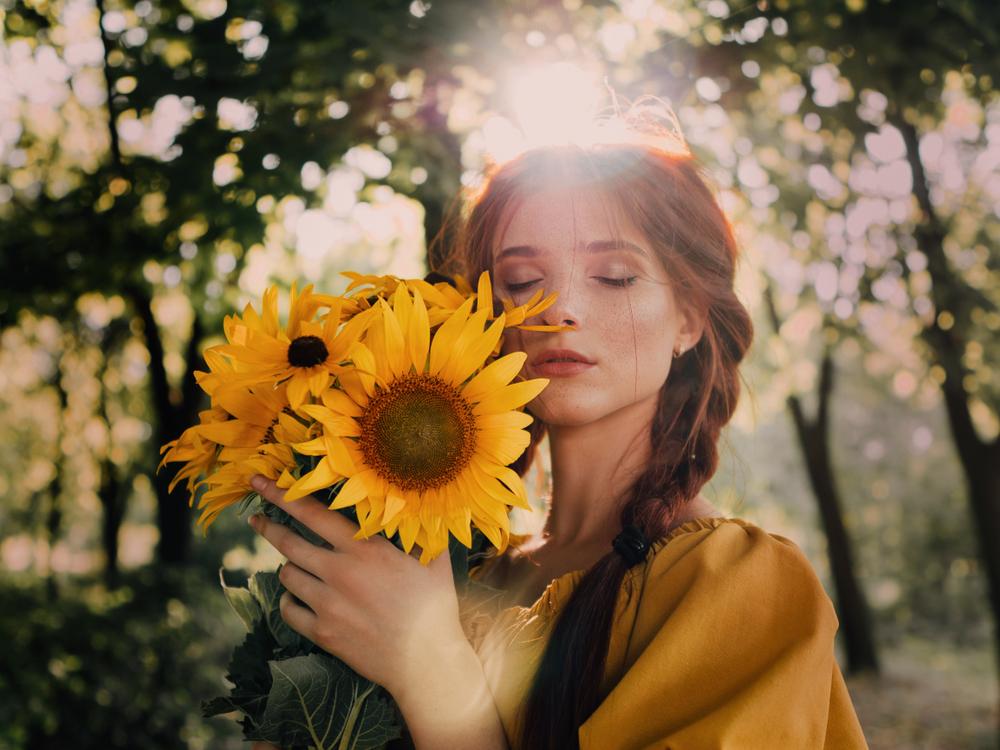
474, 518, 870, 749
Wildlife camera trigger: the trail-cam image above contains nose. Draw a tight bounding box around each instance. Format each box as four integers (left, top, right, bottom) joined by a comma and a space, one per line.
539, 286, 579, 328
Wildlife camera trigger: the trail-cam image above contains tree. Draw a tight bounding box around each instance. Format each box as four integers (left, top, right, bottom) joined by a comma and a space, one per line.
705, 0, 1000, 729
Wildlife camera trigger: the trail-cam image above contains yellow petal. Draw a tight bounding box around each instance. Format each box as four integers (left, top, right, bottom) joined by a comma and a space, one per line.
329, 471, 375, 510
283, 456, 342, 502
325, 435, 358, 477
449, 314, 506, 386
472, 379, 548, 415
429, 297, 474, 375
321, 388, 364, 417
408, 285, 430, 373
493, 466, 531, 510
308, 370, 331, 397
439, 304, 491, 385
382, 487, 407, 526
292, 435, 328, 456
462, 352, 527, 403
286, 373, 312, 411
399, 515, 420, 554
477, 411, 535, 431
476, 271, 493, 319
198, 420, 264, 448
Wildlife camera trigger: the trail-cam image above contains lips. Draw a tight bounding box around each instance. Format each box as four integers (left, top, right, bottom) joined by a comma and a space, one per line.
530, 348, 595, 377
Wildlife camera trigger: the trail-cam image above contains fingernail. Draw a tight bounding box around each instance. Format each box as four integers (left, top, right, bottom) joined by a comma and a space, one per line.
248, 514, 259, 529
250, 475, 266, 492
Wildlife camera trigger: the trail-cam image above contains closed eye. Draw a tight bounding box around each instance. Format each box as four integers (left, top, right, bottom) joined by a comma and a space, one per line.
596, 276, 637, 288
504, 279, 541, 292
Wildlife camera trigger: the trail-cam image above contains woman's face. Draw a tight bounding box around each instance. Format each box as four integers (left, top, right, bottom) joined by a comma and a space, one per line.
495, 186, 702, 429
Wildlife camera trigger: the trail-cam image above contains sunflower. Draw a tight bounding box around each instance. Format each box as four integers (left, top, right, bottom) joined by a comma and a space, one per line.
158, 403, 229, 495
212, 282, 379, 410
194, 381, 309, 529
281, 282, 549, 564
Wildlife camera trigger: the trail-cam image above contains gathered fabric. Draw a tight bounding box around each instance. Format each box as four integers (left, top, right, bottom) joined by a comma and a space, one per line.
474, 518, 869, 750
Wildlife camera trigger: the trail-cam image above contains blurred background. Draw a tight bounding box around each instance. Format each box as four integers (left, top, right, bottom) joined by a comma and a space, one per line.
1, 0, 998, 747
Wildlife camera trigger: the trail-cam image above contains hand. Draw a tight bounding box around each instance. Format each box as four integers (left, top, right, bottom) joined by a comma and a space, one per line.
247, 474, 509, 750
247, 474, 459, 695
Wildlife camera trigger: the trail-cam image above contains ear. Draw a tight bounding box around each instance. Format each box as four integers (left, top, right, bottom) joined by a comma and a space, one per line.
675, 303, 705, 354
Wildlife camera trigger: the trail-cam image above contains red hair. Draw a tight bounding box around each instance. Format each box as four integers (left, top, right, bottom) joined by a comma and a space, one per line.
457, 126, 754, 749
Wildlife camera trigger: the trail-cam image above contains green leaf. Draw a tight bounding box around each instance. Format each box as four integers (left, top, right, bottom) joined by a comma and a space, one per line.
250, 569, 307, 651
204, 619, 275, 725
220, 569, 264, 632
255, 653, 401, 750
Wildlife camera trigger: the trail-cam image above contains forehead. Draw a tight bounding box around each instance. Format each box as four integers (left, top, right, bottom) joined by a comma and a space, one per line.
497, 186, 646, 257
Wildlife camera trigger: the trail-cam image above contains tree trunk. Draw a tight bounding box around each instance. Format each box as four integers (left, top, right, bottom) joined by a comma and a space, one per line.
131, 288, 204, 565
764, 292, 879, 673
787, 352, 879, 673
897, 115, 1000, 740
99, 459, 122, 588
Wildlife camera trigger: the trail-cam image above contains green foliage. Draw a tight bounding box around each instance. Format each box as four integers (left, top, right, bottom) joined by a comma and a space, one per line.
206, 565, 402, 750
0, 568, 244, 749
259, 655, 397, 750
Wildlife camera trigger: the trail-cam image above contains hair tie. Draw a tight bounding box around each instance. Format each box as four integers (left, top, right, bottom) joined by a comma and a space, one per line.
612, 525, 651, 568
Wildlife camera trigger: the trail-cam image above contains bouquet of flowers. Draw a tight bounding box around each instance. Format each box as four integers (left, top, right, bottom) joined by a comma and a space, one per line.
160, 270, 561, 749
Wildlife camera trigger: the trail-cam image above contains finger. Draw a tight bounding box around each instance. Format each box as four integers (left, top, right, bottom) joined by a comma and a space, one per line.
249, 513, 333, 580
279, 589, 320, 640
250, 474, 361, 548
278, 561, 331, 609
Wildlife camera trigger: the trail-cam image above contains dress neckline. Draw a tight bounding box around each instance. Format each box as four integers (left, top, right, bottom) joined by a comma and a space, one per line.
518, 517, 748, 617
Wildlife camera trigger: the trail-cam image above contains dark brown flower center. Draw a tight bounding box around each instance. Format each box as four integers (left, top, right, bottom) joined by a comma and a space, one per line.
358, 373, 477, 492
287, 335, 328, 368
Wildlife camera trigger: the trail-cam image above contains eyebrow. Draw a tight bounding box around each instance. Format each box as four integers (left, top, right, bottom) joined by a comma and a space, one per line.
497, 240, 649, 260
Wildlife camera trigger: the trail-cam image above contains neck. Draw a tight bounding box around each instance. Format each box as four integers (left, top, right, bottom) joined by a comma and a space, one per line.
542, 401, 656, 551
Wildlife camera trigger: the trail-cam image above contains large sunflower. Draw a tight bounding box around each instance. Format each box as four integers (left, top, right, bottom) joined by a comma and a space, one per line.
212, 282, 378, 410
281, 282, 548, 564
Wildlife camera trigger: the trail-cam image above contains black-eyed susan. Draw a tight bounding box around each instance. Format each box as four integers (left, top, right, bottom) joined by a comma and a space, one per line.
281, 282, 549, 564
212, 283, 380, 411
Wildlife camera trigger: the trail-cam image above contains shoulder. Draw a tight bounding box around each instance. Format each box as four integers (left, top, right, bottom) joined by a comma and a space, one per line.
646, 517, 828, 599
586, 519, 862, 750
624, 517, 837, 649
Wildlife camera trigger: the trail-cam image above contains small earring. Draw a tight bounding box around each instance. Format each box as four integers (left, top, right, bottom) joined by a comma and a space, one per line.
673, 344, 685, 359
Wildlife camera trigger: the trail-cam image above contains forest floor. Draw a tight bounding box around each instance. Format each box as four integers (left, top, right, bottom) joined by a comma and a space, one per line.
847, 636, 998, 749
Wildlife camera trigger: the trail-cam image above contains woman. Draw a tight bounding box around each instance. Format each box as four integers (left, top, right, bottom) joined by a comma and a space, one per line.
247, 117, 869, 749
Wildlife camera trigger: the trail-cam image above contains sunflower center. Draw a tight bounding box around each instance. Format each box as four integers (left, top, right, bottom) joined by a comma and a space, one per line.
287, 335, 328, 367
359, 373, 477, 492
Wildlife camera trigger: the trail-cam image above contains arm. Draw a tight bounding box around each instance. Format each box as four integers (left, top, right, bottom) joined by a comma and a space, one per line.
247, 474, 509, 750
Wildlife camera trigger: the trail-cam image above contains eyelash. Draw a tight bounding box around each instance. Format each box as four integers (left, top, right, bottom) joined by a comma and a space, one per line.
504, 277, 637, 292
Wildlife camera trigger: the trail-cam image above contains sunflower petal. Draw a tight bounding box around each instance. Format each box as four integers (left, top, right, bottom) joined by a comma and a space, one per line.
407, 285, 431, 373
286, 373, 313, 411
439, 304, 491, 384
476, 271, 493, 319
382, 487, 407, 526
449, 314, 506, 385
472, 379, 548, 415
321, 388, 364, 417
328, 471, 373, 510
477, 411, 535, 431
429, 297, 474, 375
462, 352, 527, 403
399, 515, 420, 554
283, 457, 342, 503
